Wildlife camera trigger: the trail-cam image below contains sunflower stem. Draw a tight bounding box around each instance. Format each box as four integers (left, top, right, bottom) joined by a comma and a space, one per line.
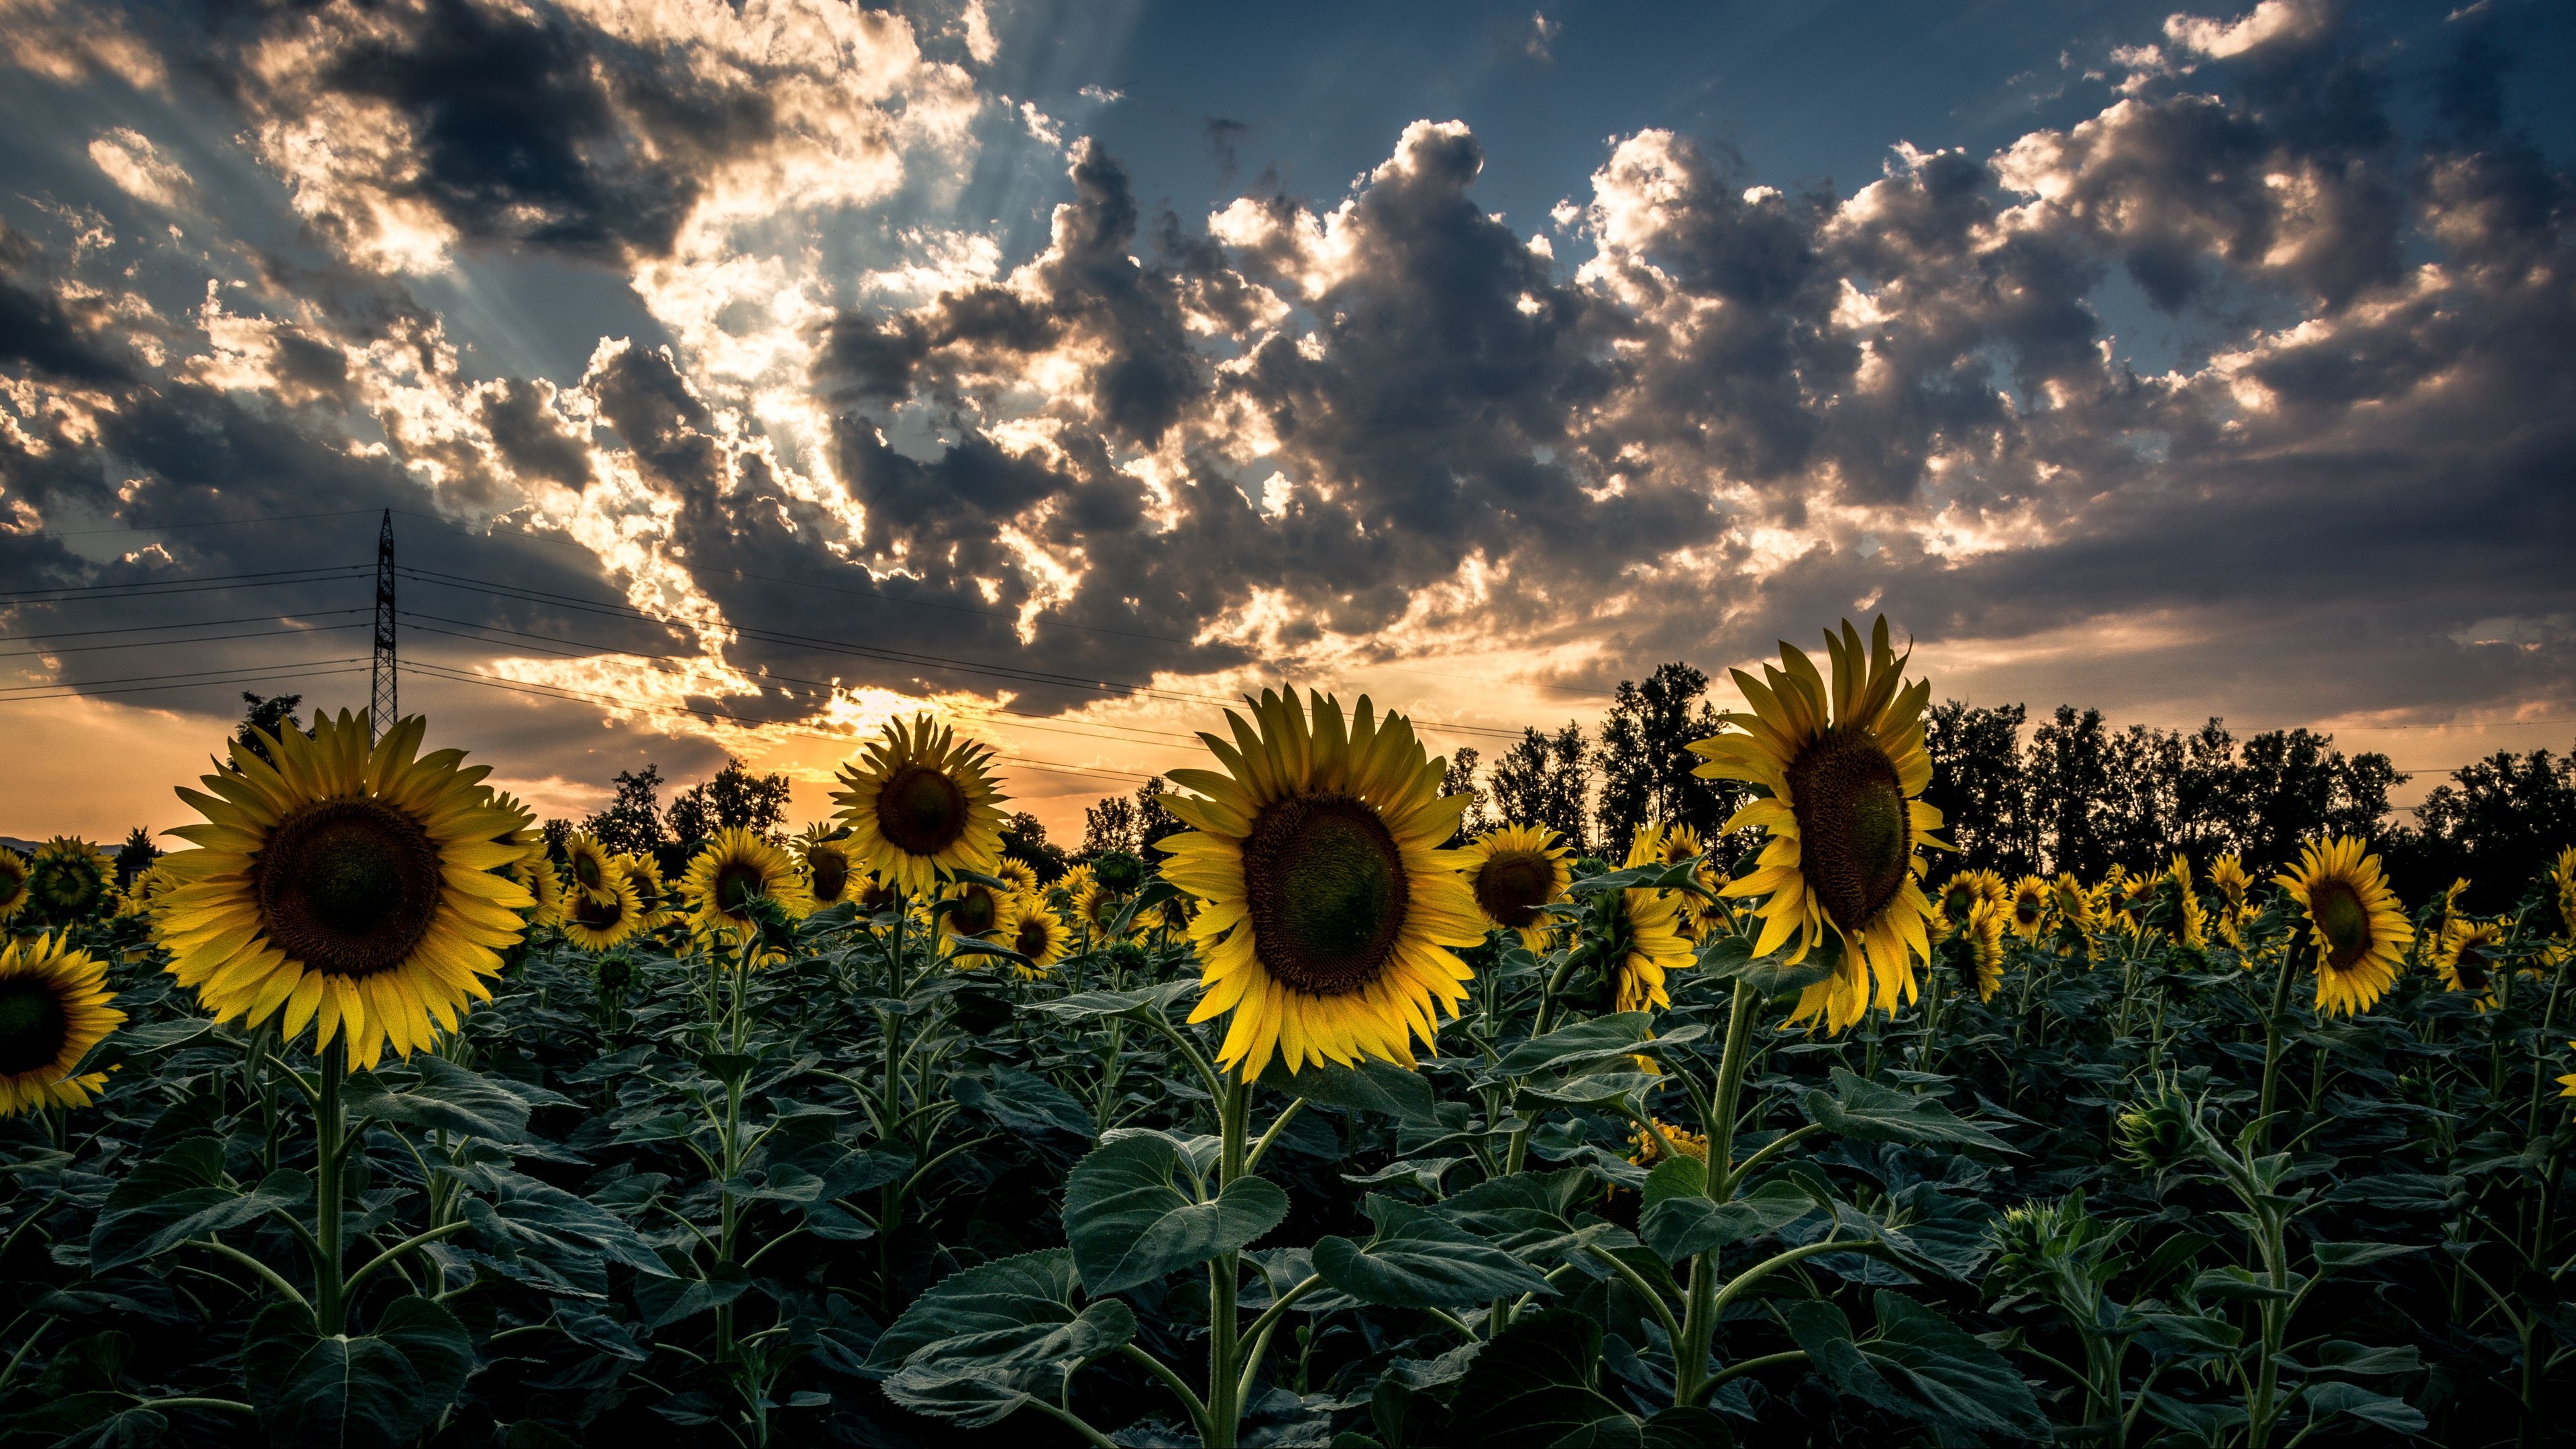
2254, 938, 2300, 1152
1206, 1071, 1251, 1448
315, 1036, 347, 1336
1674, 976, 1760, 1409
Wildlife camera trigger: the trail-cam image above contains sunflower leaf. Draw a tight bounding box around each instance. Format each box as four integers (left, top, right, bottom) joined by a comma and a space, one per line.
1258, 1056, 1442, 1124
1638, 1179, 1816, 1265
89, 1141, 313, 1272
1696, 932, 1840, 996
1028, 981, 1201, 1020
241, 1295, 474, 1449
1447, 1309, 1641, 1449
867, 1248, 1089, 1372
1061, 1136, 1289, 1294
1492, 1014, 1658, 1075
1311, 1197, 1555, 1308
341, 1057, 534, 1143
1801, 1069, 2014, 1153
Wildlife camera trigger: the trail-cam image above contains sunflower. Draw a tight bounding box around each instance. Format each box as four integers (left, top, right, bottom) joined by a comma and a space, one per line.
2429, 920, 2512, 1009
561, 833, 619, 907
115, 862, 180, 920
1005, 900, 1068, 977
993, 857, 1041, 896
2546, 848, 2576, 938
1960, 898, 2006, 1001
830, 714, 1008, 896
682, 827, 812, 952
615, 853, 671, 928
0, 933, 125, 1114
0, 850, 30, 924
2008, 875, 2049, 941
1935, 869, 2008, 931
1628, 1116, 1710, 1168
1054, 861, 1095, 910
511, 855, 566, 928
855, 871, 902, 917
1070, 878, 1129, 942
561, 871, 645, 953
28, 837, 116, 926
2274, 836, 2413, 1017
801, 838, 859, 909
1159, 688, 1485, 1079
937, 877, 1012, 950
2174, 888, 2209, 952
2209, 854, 2251, 912
1607, 826, 1697, 1013
1458, 823, 1572, 949
1693, 616, 1947, 1033
154, 712, 531, 1072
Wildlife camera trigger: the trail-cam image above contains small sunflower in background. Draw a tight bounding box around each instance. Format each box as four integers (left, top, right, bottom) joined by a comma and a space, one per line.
1935, 868, 2008, 932
830, 714, 1008, 896
115, 862, 180, 920
2209, 854, 2251, 913
0, 933, 125, 1114
2559, 1040, 2576, 1102
28, 838, 116, 926
561, 871, 645, 953
2008, 875, 2049, 941
937, 877, 1012, 951
561, 833, 619, 907
0, 849, 32, 925
1960, 898, 2006, 1001
2158, 855, 2208, 951
801, 838, 860, 910
511, 855, 566, 928
1054, 861, 1095, 910
1006, 902, 1069, 977
1459, 822, 1572, 950
2275, 836, 2413, 1016
1605, 826, 1696, 1013
1159, 688, 1484, 1079
1627, 1116, 1709, 1168
1695, 616, 1947, 1033
615, 854, 671, 928
2546, 847, 2576, 938
855, 871, 902, 917
2429, 919, 2512, 1010
1070, 877, 1128, 942
154, 712, 532, 1072
682, 827, 812, 954
992, 857, 1040, 896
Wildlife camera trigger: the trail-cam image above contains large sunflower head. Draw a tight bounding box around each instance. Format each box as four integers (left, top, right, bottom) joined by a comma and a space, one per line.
1006, 898, 1069, 978
1695, 616, 1946, 1034
1607, 826, 1697, 1013
0, 849, 31, 924
28, 837, 117, 926
1960, 898, 2006, 1002
801, 839, 859, 909
2008, 875, 2050, 941
614, 853, 670, 926
154, 712, 531, 1072
561, 833, 619, 906
829, 715, 1008, 896
0, 933, 125, 1114
682, 827, 813, 953
561, 871, 645, 954
2430, 919, 2511, 1009
1458, 823, 1572, 949
1160, 688, 1484, 1079
2273, 836, 2413, 1017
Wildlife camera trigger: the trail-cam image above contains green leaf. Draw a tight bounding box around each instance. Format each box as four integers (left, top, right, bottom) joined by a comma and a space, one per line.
1025, 980, 1200, 1020
89, 1140, 312, 1272
2304, 1382, 2426, 1434
1515, 1072, 1664, 1110
1800, 1068, 2013, 1152
1493, 1014, 1657, 1076
1061, 1136, 1288, 1294
2309, 1241, 2426, 1272
447, 1164, 676, 1281
1449, 1309, 1642, 1449
955, 1066, 1095, 1140
2324, 1174, 2463, 1213
1640, 1406, 1735, 1448
1638, 1156, 1705, 1208
107, 1017, 213, 1055
341, 1057, 533, 1142
1695, 932, 1838, 996
2191, 1266, 2301, 1302
1860, 1291, 2050, 1440
2311, 1340, 2421, 1377
879, 1297, 1138, 1427
1258, 1055, 1442, 1124
1313, 1197, 1556, 1309
1570, 860, 1707, 897
865, 1248, 1084, 1371
241, 1296, 474, 1449
1637, 1179, 1813, 1265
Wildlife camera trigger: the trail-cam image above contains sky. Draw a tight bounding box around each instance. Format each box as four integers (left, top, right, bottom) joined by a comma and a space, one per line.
3, 0, 2572, 847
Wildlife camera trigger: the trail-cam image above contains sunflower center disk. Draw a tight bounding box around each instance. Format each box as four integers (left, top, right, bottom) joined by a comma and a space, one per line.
257, 799, 442, 980
0, 977, 71, 1075
2453, 947, 2488, 992
1244, 792, 1408, 997
716, 865, 767, 914
1787, 731, 1911, 931
2311, 881, 2372, 969
877, 765, 969, 856
1473, 853, 1556, 929
952, 887, 998, 935
1016, 919, 1049, 956
810, 852, 849, 902
572, 892, 626, 931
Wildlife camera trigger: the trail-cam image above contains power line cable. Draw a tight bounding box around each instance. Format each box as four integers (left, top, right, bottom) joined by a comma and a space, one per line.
0, 663, 372, 705
0, 622, 372, 660
0, 656, 372, 696
0, 567, 368, 604
0, 609, 372, 643
24, 508, 384, 540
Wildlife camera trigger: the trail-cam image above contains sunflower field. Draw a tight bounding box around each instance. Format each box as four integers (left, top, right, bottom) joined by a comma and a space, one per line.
3, 618, 2574, 1449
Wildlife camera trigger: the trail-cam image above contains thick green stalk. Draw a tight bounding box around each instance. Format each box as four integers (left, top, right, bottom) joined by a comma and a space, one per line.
2254, 941, 2299, 1150
1503, 947, 1591, 1175
1206, 1073, 1252, 1448
314, 1038, 347, 1334
1673, 977, 1759, 1408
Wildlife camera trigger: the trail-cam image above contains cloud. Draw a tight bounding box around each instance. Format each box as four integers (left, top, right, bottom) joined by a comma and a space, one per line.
1, 0, 2570, 833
